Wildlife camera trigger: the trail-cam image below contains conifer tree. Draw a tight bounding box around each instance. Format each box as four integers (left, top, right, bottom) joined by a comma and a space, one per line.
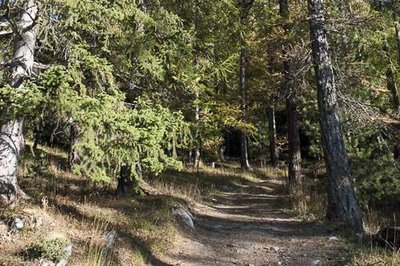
308, 0, 364, 232
0, 0, 38, 207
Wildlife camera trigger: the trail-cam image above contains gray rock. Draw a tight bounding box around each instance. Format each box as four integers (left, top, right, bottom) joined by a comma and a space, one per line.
172, 207, 195, 230
310, 259, 321, 266
10, 217, 24, 233
102, 229, 117, 254
227, 243, 238, 248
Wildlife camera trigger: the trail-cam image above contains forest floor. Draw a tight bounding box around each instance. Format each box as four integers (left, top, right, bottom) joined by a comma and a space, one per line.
159, 169, 353, 266
1, 145, 395, 266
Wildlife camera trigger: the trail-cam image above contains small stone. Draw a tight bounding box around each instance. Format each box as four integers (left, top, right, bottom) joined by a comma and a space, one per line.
248, 264, 255, 266
272, 246, 280, 252
310, 259, 320, 266
328, 236, 339, 241
10, 218, 24, 233
102, 229, 117, 253
278, 262, 282, 265
227, 243, 238, 248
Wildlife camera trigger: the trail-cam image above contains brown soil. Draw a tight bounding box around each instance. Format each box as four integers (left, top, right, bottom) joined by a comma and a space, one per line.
161, 178, 352, 266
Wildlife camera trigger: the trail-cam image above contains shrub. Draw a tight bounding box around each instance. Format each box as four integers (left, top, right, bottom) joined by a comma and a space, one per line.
25, 237, 70, 262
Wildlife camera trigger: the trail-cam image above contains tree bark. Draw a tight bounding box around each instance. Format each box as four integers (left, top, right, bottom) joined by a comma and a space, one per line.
268, 106, 279, 168
240, 47, 252, 170
279, 0, 302, 193
308, 0, 364, 232
238, 0, 254, 171
68, 119, 81, 169
393, 2, 400, 67
194, 90, 202, 169
386, 66, 400, 110
116, 164, 141, 196
0, 0, 38, 207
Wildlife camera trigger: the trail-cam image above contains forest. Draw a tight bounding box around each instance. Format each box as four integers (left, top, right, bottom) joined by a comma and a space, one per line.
0, 0, 400, 265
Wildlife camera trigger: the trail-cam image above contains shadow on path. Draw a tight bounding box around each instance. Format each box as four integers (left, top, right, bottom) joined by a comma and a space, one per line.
165, 177, 350, 266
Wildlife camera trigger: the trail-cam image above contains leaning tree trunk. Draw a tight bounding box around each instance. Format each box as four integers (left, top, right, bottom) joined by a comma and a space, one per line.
279, 0, 302, 193
268, 105, 279, 168
0, 0, 38, 207
308, 0, 364, 233
239, 47, 252, 170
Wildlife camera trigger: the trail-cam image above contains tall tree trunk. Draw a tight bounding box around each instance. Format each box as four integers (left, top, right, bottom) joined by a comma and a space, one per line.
238, 0, 254, 171
194, 90, 202, 169
392, 3, 400, 161
279, 0, 302, 193
393, 2, 400, 67
240, 48, 251, 170
0, 0, 38, 207
268, 105, 279, 168
308, 0, 364, 232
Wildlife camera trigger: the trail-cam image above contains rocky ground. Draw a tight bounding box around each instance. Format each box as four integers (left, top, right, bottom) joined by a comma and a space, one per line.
162, 177, 353, 266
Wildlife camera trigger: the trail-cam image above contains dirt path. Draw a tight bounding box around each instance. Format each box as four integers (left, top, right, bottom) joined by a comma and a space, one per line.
162, 177, 351, 266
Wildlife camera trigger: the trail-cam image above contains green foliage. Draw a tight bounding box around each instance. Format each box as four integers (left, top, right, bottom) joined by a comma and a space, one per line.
41, 66, 189, 182
350, 133, 400, 208
25, 237, 70, 262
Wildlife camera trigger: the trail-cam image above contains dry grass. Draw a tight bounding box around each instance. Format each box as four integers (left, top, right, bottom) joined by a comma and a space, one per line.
289, 189, 326, 221
149, 164, 285, 202
3, 145, 281, 265
351, 247, 400, 266
0, 144, 181, 265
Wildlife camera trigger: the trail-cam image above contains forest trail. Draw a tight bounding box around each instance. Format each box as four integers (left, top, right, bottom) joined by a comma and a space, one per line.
162, 176, 350, 266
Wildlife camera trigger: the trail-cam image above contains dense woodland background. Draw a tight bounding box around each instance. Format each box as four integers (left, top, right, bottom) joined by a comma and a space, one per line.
0, 0, 400, 264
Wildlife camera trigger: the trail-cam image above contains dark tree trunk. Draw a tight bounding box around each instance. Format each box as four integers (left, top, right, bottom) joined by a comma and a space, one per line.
68, 120, 81, 169
116, 164, 141, 196
386, 67, 400, 110
286, 96, 302, 191
279, 0, 302, 193
268, 106, 279, 168
0, 0, 38, 207
394, 3, 400, 67
308, 0, 364, 233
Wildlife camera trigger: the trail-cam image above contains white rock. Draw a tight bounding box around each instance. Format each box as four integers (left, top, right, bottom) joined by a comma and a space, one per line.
310, 259, 320, 266
272, 246, 280, 252
10, 218, 24, 233
328, 236, 339, 241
